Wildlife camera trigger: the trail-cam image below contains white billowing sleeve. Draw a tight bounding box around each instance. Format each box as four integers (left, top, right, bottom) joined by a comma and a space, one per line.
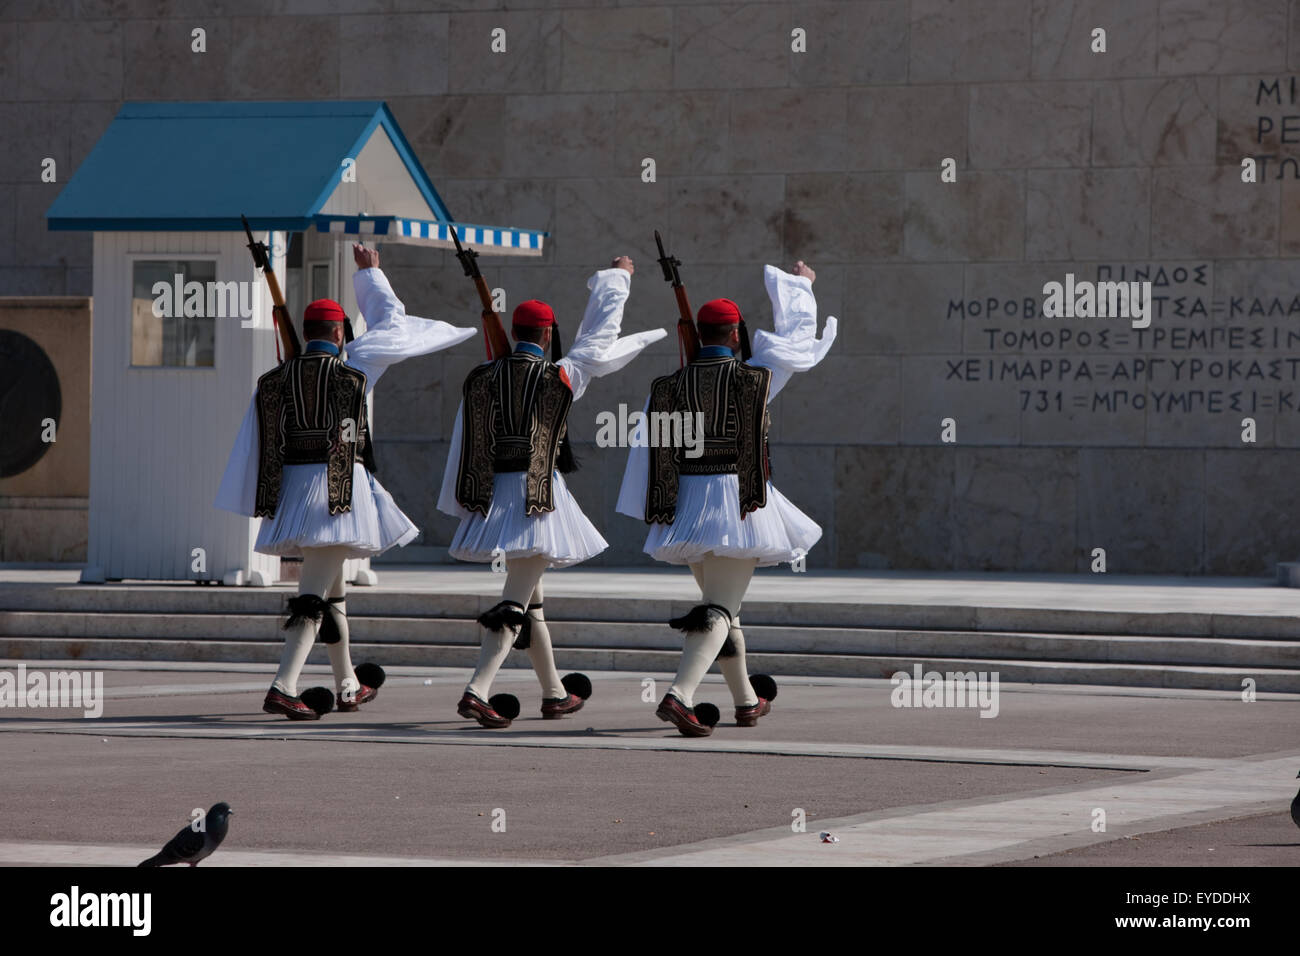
748, 264, 838, 400
347, 267, 477, 392
214, 395, 259, 516
439, 270, 666, 518
615, 266, 835, 522
557, 267, 667, 402
614, 396, 653, 520
437, 396, 472, 519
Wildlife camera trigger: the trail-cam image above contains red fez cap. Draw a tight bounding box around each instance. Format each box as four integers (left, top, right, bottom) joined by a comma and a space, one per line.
512, 299, 555, 328
304, 299, 346, 323
697, 298, 742, 326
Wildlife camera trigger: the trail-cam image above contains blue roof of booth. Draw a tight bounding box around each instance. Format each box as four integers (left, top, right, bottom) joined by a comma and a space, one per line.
46, 100, 453, 231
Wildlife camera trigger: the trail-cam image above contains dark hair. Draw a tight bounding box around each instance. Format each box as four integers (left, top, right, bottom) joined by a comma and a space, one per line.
303, 319, 340, 341
699, 323, 737, 346
512, 324, 548, 345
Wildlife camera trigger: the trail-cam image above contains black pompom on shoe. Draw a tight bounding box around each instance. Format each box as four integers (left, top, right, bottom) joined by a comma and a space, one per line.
489, 693, 521, 721
750, 674, 778, 701
355, 662, 386, 689
693, 702, 720, 728
299, 686, 335, 716
561, 673, 592, 700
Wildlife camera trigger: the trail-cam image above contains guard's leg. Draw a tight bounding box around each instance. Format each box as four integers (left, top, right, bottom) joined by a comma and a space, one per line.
719, 613, 760, 708
677, 556, 756, 703
320, 560, 379, 711
459, 554, 547, 727
666, 573, 730, 710
664, 603, 729, 707
659, 556, 758, 734
691, 563, 758, 704
655, 558, 734, 736
522, 579, 563, 699
701, 557, 767, 722
266, 545, 350, 719
523, 578, 588, 718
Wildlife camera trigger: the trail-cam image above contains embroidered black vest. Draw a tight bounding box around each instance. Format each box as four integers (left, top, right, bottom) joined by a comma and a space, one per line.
456, 352, 573, 517
254, 352, 372, 518
645, 355, 771, 525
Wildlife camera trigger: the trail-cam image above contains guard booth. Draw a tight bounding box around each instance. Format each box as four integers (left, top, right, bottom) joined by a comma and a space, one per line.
46, 101, 546, 586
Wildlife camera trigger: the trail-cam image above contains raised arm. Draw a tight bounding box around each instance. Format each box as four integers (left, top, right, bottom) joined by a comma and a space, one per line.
347, 243, 476, 389
749, 261, 837, 401
558, 256, 667, 402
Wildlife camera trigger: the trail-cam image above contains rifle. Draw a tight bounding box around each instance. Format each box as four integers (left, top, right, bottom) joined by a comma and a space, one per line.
242, 215, 300, 363
451, 226, 511, 360
655, 230, 699, 366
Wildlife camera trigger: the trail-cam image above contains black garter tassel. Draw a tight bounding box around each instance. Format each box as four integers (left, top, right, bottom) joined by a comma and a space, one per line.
512, 603, 543, 650
478, 601, 528, 633
669, 603, 732, 633
284, 594, 328, 630
318, 596, 346, 645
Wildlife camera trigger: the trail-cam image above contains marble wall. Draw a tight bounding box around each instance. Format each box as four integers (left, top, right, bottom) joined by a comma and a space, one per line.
4, 0, 1299, 573
0, 297, 90, 562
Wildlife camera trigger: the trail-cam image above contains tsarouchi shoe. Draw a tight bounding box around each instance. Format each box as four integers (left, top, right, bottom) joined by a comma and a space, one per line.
541, 693, 585, 719
262, 687, 321, 721
336, 683, 379, 713
656, 693, 712, 737
735, 698, 771, 727
457, 692, 512, 728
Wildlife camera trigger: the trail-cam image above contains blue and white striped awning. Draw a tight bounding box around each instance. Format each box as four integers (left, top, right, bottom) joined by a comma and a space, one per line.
314, 215, 546, 256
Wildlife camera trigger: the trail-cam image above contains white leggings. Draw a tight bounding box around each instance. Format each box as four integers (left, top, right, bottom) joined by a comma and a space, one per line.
272, 546, 358, 698
668, 555, 759, 708
465, 555, 566, 701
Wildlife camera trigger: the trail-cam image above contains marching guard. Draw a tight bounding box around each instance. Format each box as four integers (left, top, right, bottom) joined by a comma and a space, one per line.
216, 242, 476, 719
437, 255, 666, 728
617, 258, 836, 736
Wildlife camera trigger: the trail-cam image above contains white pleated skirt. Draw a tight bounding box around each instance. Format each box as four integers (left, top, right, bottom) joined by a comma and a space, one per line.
643, 473, 822, 567
255, 462, 419, 559
449, 471, 608, 569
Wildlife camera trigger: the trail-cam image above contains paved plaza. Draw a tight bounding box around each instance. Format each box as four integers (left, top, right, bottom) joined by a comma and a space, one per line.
1, 656, 1297, 866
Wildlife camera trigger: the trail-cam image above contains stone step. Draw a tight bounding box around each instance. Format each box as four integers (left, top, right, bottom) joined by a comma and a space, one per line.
6, 585, 1300, 638
3, 612, 1300, 668
2, 638, 1298, 693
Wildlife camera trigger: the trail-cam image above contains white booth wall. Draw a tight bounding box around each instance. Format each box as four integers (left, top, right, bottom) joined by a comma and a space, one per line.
86, 229, 370, 585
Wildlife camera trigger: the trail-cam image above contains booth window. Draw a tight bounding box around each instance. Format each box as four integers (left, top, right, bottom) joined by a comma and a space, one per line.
131, 259, 218, 367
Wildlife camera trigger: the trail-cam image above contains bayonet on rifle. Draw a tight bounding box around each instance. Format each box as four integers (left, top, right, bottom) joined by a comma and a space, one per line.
655, 230, 699, 366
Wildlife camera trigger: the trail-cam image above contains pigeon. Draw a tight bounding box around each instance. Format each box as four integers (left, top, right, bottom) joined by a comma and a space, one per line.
1291, 772, 1300, 830
138, 802, 233, 867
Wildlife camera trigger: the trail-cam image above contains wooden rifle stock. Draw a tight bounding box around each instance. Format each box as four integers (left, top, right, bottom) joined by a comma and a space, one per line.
452, 226, 511, 360
673, 286, 699, 365
263, 271, 299, 362
473, 277, 511, 360
242, 215, 301, 363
